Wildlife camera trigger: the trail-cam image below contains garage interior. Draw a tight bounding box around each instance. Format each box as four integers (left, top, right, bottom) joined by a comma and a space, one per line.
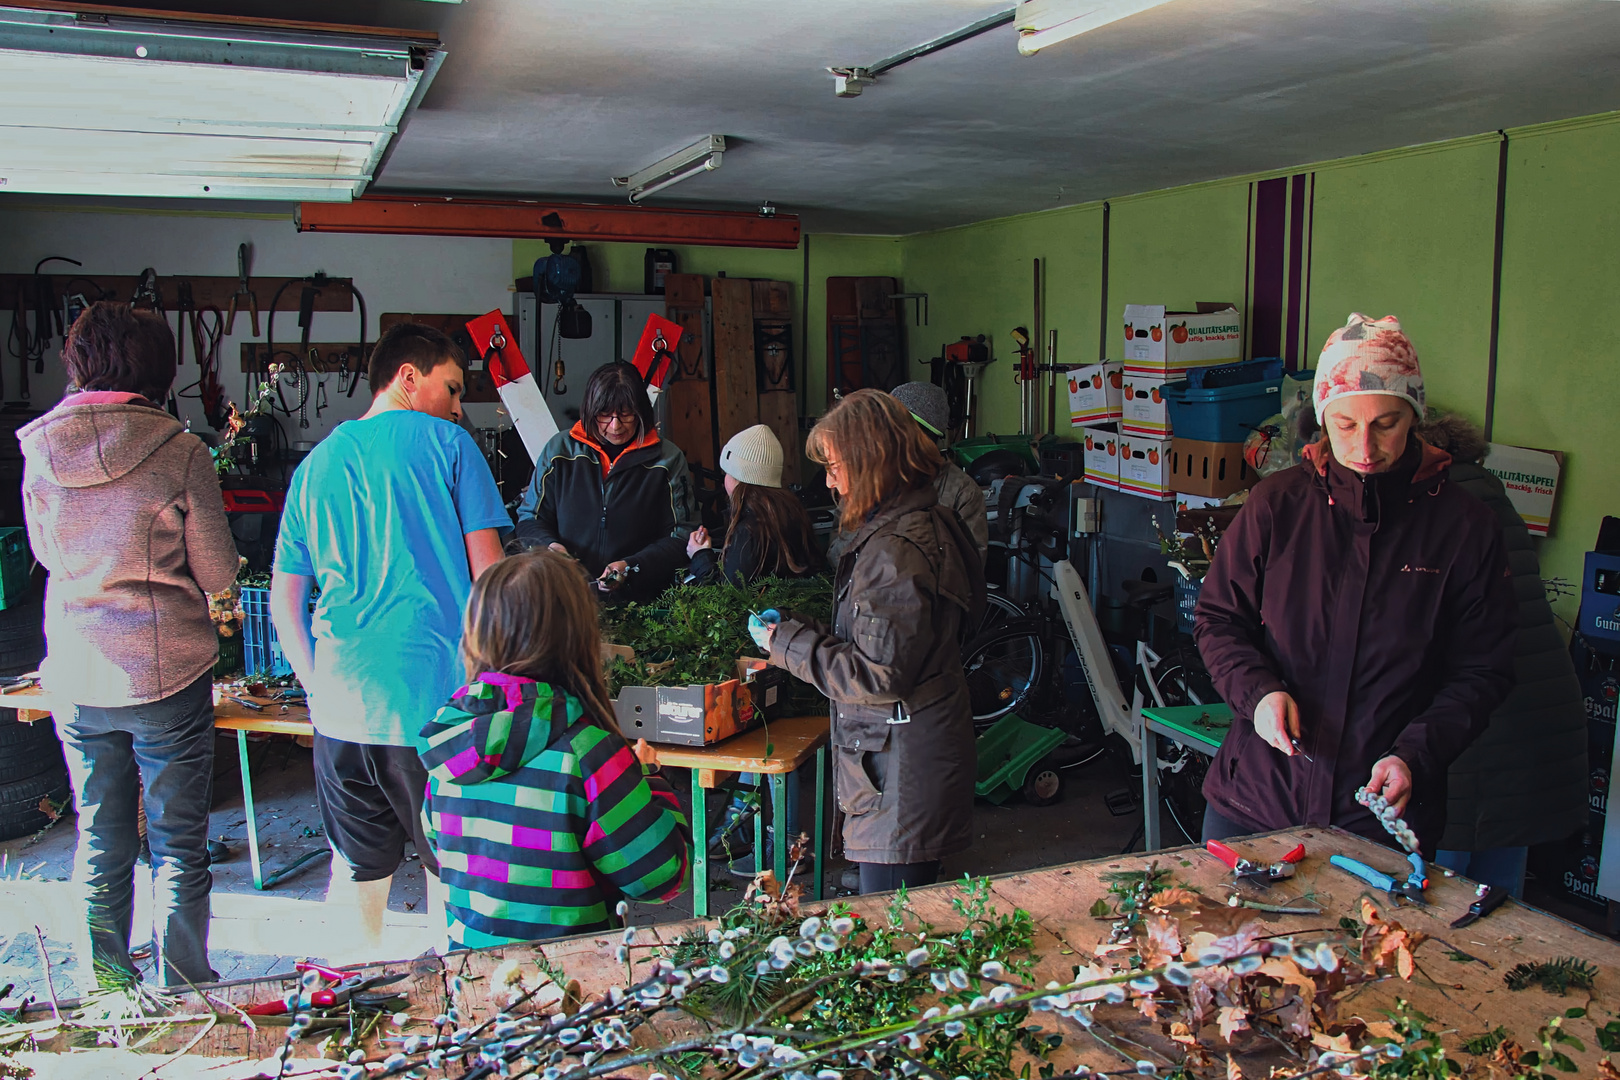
2, 0, 1620, 1074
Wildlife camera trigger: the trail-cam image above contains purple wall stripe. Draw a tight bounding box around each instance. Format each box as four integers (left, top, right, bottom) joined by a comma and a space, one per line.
1285, 173, 1307, 369
1251, 177, 1287, 361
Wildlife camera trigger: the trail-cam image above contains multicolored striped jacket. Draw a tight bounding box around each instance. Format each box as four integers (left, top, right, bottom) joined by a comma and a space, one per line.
419, 673, 690, 948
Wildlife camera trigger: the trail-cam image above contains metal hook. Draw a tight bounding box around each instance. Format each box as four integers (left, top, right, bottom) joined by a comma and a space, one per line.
552, 358, 567, 396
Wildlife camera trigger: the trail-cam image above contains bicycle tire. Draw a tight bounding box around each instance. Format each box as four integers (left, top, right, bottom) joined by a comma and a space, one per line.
962, 618, 1045, 729
971, 586, 1028, 640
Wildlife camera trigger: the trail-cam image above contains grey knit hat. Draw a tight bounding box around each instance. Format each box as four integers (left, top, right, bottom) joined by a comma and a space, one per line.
891, 381, 948, 438
720, 424, 784, 488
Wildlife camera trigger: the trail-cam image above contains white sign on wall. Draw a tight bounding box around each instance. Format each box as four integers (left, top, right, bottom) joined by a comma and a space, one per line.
1483, 443, 1563, 537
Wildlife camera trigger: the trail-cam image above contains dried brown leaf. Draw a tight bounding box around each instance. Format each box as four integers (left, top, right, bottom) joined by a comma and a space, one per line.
1218, 1005, 1251, 1042
1169, 1022, 1197, 1047
1226, 1054, 1245, 1080
1151, 887, 1202, 909
1597, 1059, 1620, 1080
1142, 914, 1184, 966
1310, 1030, 1354, 1053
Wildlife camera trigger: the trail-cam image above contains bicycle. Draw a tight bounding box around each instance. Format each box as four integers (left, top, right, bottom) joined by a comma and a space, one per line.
960, 478, 1218, 842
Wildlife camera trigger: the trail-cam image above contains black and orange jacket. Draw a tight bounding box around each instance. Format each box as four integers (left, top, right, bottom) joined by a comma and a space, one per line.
513, 421, 697, 601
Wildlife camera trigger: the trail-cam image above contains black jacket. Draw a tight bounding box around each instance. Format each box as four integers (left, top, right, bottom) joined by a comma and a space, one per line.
513, 422, 697, 602
687, 504, 822, 586
1421, 416, 1588, 851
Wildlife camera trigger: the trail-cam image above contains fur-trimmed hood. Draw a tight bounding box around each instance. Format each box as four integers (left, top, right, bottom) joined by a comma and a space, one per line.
1417, 413, 1488, 465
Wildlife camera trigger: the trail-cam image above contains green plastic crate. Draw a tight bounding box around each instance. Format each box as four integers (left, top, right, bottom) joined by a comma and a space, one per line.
0, 528, 33, 611
974, 713, 1067, 805
951, 434, 1043, 473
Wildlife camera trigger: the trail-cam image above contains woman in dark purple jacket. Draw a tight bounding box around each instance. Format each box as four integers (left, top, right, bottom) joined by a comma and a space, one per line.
1194, 314, 1516, 855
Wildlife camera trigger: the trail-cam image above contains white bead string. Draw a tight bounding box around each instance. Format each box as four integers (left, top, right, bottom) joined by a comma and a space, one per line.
1355, 786, 1419, 853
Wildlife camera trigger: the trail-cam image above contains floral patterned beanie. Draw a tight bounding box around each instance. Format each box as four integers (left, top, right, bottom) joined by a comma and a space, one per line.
1313, 313, 1424, 423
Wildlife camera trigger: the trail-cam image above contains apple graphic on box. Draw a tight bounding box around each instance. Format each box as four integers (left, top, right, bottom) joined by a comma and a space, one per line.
1150, 325, 1163, 342
1092, 374, 1102, 389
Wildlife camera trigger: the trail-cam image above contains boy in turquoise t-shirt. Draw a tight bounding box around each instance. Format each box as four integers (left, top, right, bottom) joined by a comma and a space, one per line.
271, 322, 509, 960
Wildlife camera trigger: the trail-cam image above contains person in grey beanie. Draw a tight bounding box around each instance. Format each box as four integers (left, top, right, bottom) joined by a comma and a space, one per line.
889, 382, 988, 561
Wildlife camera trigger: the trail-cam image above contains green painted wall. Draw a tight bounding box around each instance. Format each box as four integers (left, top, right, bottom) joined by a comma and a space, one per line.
1304, 138, 1501, 422
891, 113, 1620, 626
1494, 116, 1620, 622
901, 205, 1105, 436
512, 235, 901, 414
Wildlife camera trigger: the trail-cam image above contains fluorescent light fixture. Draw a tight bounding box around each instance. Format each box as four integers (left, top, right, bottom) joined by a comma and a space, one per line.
612, 135, 725, 204
1014, 0, 1172, 55
0, 7, 441, 201
828, 8, 1015, 97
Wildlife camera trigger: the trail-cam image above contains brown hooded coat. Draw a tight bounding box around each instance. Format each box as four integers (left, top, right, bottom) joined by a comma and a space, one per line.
770, 484, 985, 864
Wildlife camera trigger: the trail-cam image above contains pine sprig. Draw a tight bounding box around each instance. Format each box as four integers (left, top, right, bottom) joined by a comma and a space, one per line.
1504, 957, 1598, 995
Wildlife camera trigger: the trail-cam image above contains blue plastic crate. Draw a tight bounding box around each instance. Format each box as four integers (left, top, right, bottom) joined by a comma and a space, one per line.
1162, 376, 1283, 442
239, 586, 291, 677
1185, 356, 1284, 390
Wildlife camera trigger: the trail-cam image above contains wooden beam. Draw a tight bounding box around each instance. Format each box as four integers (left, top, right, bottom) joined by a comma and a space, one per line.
297, 196, 802, 250
662, 274, 714, 472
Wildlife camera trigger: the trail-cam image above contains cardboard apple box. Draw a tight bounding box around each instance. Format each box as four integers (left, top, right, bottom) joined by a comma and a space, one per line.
1080, 423, 1120, 491
1483, 443, 1563, 537
1122, 303, 1243, 378
1121, 376, 1172, 437
1067, 361, 1124, 425
1117, 435, 1175, 501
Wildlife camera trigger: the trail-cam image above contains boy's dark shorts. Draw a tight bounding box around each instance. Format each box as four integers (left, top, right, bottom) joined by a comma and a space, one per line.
313, 732, 440, 881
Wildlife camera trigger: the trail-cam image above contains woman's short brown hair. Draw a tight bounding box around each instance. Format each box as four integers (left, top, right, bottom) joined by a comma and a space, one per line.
461, 550, 618, 729
61, 301, 176, 401
806, 388, 943, 533
579, 362, 655, 440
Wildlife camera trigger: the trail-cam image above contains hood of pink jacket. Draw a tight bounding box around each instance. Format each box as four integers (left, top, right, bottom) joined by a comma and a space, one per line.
18, 399, 186, 490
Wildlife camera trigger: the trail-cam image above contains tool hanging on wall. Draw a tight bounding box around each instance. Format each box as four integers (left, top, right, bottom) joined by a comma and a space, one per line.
226, 243, 260, 337
7, 256, 81, 402
264, 273, 368, 420
131, 268, 162, 313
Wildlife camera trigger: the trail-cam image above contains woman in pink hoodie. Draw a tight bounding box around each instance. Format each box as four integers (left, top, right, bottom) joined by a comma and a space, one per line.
19, 301, 238, 988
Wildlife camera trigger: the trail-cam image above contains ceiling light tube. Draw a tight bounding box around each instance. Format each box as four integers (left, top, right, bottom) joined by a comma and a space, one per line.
613, 134, 726, 200
626, 152, 722, 204
1014, 0, 1172, 55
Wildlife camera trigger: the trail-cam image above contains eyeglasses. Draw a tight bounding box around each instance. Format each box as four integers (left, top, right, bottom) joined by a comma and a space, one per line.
598, 411, 638, 427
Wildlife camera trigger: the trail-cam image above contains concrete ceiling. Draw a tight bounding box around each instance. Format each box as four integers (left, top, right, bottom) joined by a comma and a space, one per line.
20, 0, 1620, 232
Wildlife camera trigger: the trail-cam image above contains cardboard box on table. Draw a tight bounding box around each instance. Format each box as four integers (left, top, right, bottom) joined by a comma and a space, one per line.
1067, 361, 1124, 426
1117, 435, 1174, 501
611, 661, 786, 747
1079, 424, 1120, 491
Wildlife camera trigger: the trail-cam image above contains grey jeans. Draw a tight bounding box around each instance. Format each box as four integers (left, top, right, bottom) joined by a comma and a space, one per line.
57, 672, 216, 988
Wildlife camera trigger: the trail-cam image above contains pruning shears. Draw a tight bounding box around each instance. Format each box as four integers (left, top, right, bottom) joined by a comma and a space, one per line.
245, 970, 409, 1015
1207, 840, 1304, 888
1331, 850, 1429, 906
227, 243, 260, 337
1450, 883, 1511, 928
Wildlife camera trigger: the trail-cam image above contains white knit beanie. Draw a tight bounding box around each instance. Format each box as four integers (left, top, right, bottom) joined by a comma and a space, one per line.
720, 424, 784, 488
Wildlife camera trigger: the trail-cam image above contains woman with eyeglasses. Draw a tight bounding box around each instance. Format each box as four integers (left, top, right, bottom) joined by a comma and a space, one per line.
757, 390, 985, 894
513, 362, 698, 602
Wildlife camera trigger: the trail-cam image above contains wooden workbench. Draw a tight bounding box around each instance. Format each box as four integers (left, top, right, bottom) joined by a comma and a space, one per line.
11, 825, 1620, 1077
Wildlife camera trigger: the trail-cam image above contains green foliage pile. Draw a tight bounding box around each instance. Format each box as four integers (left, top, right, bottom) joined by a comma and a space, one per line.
603, 576, 833, 710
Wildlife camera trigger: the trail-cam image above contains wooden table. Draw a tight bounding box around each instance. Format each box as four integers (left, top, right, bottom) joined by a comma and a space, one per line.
18, 824, 1620, 1078
642, 712, 831, 917
7, 681, 832, 913
7, 679, 326, 890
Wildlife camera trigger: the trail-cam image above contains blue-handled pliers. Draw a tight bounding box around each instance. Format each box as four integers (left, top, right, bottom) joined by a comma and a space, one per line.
1330, 851, 1429, 906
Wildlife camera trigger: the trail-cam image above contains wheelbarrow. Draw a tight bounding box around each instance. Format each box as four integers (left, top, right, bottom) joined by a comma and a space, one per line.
974, 713, 1068, 806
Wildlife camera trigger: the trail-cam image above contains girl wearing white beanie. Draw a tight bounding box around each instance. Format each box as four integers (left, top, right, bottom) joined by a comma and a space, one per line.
687, 424, 822, 585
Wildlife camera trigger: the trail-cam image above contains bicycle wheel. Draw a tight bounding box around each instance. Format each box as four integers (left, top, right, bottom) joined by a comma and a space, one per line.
962, 619, 1045, 729
970, 585, 1027, 640
1150, 659, 1218, 708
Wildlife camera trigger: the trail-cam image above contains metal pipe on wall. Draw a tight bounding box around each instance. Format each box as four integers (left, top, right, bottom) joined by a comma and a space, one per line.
1046, 328, 1058, 434
1027, 258, 1042, 435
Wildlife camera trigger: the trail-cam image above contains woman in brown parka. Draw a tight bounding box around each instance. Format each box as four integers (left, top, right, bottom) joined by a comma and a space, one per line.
763, 390, 984, 894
